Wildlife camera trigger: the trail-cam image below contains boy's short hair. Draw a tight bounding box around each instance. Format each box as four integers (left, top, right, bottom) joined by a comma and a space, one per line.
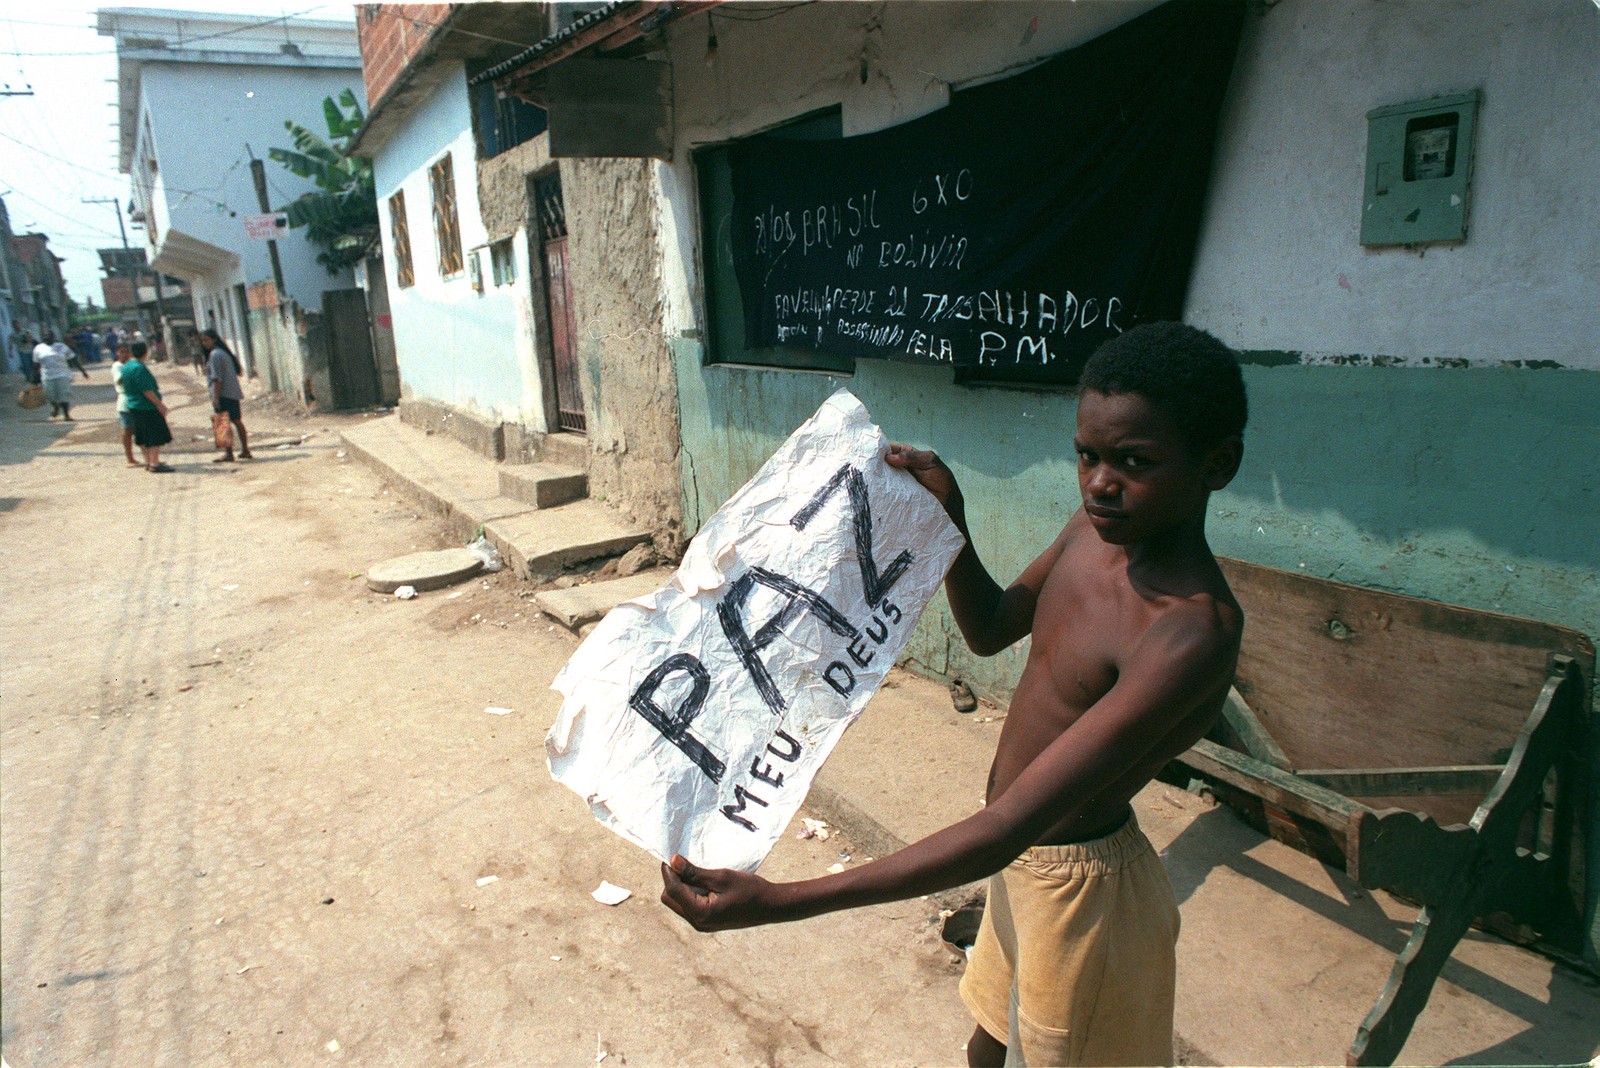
130, 341, 148, 359
1080, 322, 1248, 448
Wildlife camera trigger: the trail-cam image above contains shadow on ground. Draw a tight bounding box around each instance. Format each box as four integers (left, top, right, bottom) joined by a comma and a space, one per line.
1163, 806, 1600, 1065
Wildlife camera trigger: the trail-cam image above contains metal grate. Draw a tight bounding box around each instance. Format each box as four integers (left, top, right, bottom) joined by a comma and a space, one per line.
388, 190, 414, 288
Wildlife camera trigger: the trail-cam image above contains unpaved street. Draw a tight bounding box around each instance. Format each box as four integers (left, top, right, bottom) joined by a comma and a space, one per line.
1, 365, 969, 1066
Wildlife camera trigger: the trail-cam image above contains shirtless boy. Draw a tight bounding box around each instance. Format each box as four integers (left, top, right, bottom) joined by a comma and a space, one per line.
661, 321, 1248, 1066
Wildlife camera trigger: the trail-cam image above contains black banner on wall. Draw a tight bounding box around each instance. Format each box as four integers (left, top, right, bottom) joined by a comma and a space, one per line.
727, 0, 1243, 383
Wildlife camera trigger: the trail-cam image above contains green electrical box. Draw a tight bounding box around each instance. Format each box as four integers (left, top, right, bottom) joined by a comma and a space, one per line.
1361, 91, 1480, 247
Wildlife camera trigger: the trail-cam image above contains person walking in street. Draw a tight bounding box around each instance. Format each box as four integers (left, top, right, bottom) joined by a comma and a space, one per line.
121, 341, 174, 472
32, 332, 89, 420
111, 343, 140, 466
201, 328, 251, 461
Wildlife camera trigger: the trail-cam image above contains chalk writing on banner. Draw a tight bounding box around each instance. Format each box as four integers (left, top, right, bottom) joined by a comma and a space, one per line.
722, 0, 1246, 381
546, 390, 966, 873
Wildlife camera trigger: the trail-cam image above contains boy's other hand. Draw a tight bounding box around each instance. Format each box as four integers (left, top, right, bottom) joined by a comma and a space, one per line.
660, 854, 775, 931
885, 443, 959, 507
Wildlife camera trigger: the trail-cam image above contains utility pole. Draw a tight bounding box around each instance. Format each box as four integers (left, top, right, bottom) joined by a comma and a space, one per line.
83, 195, 167, 337
248, 154, 288, 299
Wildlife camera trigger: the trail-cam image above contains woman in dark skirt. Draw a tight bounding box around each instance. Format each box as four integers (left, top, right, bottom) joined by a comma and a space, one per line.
120, 342, 174, 472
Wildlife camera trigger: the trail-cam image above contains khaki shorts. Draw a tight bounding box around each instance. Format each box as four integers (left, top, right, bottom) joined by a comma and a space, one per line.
958, 812, 1179, 1067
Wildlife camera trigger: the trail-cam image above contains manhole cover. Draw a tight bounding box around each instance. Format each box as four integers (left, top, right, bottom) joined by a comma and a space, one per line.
366, 548, 485, 593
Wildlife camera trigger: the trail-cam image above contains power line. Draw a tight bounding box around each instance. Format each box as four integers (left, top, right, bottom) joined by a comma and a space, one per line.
0, 183, 124, 239
0, 129, 237, 213
7, 4, 348, 57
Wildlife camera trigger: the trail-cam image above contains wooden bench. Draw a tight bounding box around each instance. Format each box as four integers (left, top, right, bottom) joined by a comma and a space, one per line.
1165, 557, 1593, 1066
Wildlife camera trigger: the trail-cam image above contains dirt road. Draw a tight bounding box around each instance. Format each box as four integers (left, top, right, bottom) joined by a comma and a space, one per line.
0, 365, 969, 1066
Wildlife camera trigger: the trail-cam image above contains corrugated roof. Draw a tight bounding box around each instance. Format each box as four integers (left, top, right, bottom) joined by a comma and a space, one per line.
469, 1, 634, 86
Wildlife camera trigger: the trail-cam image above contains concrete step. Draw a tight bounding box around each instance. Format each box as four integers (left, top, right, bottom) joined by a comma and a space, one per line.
341, 416, 510, 534
533, 568, 675, 632
484, 502, 652, 580
341, 416, 649, 575
537, 431, 589, 470
498, 461, 587, 510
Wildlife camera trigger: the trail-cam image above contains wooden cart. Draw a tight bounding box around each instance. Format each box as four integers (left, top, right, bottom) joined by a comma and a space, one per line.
1168, 558, 1593, 1066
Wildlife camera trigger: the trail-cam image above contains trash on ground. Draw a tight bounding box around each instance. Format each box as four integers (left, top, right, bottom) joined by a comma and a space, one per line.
797, 818, 832, 841
591, 881, 632, 906
466, 532, 503, 572
476, 875, 499, 887
393, 585, 417, 600
221, 584, 239, 591
826, 862, 847, 874
325, 1040, 340, 1053
949, 678, 979, 713
485, 706, 513, 716
447, 590, 466, 599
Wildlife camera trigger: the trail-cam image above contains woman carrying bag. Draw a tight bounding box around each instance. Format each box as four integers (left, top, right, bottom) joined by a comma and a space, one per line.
121, 341, 174, 472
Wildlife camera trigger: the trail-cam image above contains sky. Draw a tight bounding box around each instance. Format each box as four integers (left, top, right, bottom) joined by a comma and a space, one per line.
0, 0, 355, 305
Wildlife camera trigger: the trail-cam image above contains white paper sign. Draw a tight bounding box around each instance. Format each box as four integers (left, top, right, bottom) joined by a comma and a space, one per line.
244, 212, 288, 240
547, 389, 965, 872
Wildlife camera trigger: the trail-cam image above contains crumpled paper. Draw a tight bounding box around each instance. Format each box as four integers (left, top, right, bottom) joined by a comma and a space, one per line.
547, 389, 965, 872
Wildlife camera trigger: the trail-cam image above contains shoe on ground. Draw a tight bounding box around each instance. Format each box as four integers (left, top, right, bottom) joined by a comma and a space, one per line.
213, 453, 235, 463
147, 463, 174, 473
238, 450, 253, 459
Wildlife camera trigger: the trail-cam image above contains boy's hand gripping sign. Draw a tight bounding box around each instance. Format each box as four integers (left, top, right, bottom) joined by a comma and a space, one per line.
548, 390, 965, 872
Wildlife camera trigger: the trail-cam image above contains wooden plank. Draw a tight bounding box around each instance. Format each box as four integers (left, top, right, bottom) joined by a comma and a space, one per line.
1219, 686, 1292, 770
1297, 766, 1504, 799
1177, 740, 1365, 835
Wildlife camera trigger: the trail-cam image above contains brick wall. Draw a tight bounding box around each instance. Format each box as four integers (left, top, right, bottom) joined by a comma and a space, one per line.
247, 281, 279, 310
356, 4, 455, 111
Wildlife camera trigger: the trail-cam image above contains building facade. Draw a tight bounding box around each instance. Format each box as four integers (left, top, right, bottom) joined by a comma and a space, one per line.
98, 6, 367, 386
352, 0, 1599, 959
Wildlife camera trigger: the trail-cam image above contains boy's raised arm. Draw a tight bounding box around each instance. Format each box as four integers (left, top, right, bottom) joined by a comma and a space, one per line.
885, 444, 1066, 656
662, 601, 1235, 931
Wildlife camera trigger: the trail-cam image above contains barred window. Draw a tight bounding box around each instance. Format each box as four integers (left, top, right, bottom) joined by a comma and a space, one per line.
430, 154, 464, 277
389, 190, 414, 288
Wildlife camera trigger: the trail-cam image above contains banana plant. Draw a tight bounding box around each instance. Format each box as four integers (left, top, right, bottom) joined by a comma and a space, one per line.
268, 88, 377, 273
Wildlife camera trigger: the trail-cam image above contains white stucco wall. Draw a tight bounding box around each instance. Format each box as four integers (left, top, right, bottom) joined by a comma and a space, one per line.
139, 63, 363, 313
1184, 0, 1600, 368
372, 72, 546, 427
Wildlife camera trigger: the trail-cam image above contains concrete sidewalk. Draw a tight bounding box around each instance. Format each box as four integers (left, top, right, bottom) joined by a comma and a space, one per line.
342, 414, 1598, 1066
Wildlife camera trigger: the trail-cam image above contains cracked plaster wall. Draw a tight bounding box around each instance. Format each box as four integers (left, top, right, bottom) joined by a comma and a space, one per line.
564, 158, 685, 554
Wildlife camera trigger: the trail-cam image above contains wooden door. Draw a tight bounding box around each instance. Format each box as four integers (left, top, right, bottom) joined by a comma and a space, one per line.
536, 173, 584, 433
322, 287, 381, 409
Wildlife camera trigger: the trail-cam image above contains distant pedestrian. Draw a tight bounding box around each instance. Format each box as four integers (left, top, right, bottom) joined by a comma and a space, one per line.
121, 341, 174, 472
200, 328, 251, 461
71, 326, 96, 364
111, 343, 140, 466
103, 325, 120, 358
32, 332, 89, 420
9, 325, 32, 378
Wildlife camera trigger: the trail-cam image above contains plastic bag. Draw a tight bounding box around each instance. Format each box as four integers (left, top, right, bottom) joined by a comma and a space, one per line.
466, 532, 503, 572
16, 384, 44, 409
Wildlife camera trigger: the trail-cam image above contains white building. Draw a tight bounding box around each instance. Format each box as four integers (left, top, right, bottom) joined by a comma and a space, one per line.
98, 7, 366, 376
